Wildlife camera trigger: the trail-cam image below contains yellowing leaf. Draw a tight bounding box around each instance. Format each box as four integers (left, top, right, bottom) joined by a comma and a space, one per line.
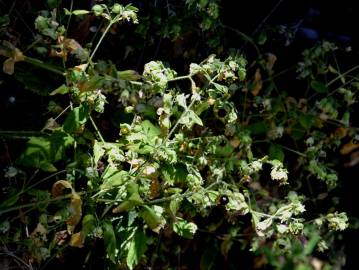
0, 41, 25, 75
69, 232, 84, 248
51, 180, 82, 233
265, 53, 277, 72
340, 141, 359, 155
51, 180, 73, 197
67, 193, 83, 232
251, 68, 262, 96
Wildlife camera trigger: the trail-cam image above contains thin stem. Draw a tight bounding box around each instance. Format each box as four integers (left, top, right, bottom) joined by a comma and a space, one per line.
87, 19, 115, 68
147, 181, 220, 205
326, 64, 359, 87
24, 56, 65, 76
167, 75, 192, 82
53, 104, 72, 121
0, 193, 76, 216
0, 131, 50, 139
89, 116, 105, 143
65, 0, 74, 35
165, 97, 197, 141
280, 145, 307, 157
0, 252, 33, 270
219, 22, 261, 57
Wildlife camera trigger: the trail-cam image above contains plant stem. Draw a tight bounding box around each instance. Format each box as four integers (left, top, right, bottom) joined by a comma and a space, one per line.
0, 131, 50, 139
87, 20, 115, 68
89, 115, 105, 143
24, 56, 65, 76
167, 75, 192, 82
280, 145, 307, 157
326, 64, 359, 87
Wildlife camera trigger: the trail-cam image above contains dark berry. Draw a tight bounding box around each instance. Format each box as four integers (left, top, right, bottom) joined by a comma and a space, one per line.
219, 195, 229, 205
217, 108, 227, 118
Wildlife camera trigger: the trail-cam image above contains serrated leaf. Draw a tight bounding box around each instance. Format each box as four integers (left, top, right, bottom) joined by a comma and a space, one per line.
140, 205, 163, 232
101, 167, 128, 190
63, 105, 89, 133
161, 163, 187, 186
112, 183, 143, 213
141, 120, 161, 140
103, 220, 117, 263
176, 93, 187, 109
126, 228, 147, 269
172, 218, 197, 239
179, 110, 203, 128
93, 141, 105, 165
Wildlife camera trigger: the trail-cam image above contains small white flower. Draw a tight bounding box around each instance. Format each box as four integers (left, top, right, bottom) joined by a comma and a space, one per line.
270, 167, 288, 183
250, 160, 262, 172
276, 126, 284, 138
4, 166, 18, 178
143, 166, 156, 176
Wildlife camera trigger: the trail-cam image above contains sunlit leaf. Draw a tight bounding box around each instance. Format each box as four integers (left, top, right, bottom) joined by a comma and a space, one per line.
63, 105, 90, 134
172, 218, 197, 239
126, 228, 147, 269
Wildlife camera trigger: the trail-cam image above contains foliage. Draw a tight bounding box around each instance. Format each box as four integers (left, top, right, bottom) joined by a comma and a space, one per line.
0, 0, 358, 269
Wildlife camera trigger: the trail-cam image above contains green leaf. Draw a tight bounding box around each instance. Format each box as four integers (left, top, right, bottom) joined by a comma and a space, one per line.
248, 121, 267, 135
141, 120, 161, 140
101, 167, 129, 190
47, 0, 61, 9
140, 206, 163, 231
291, 123, 306, 140
179, 110, 203, 128
17, 131, 74, 171
50, 85, 69, 96
112, 183, 143, 213
126, 228, 147, 269
81, 214, 96, 238
304, 233, 320, 255
269, 144, 284, 162
310, 80, 328, 93
103, 220, 117, 263
172, 218, 198, 239
72, 10, 90, 16
92, 4, 104, 16
298, 114, 315, 130
117, 70, 141, 81
161, 163, 187, 186
176, 93, 187, 109
93, 141, 105, 165
63, 105, 89, 133
0, 189, 19, 209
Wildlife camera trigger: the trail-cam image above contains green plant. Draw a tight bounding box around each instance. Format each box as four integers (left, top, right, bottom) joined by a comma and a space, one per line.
0, 1, 357, 269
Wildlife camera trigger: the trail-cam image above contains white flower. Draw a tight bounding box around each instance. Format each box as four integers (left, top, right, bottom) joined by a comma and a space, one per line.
143, 166, 156, 176
4, 166, 18, 178
270, 167, 288, 184
250, 160, 262, 172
